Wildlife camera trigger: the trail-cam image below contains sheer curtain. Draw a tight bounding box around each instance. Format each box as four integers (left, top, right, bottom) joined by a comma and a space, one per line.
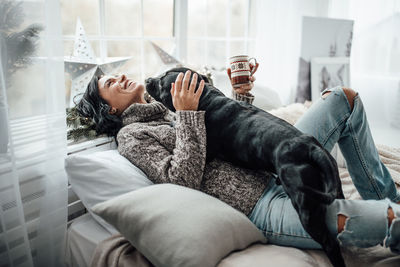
253, 0, 400, 145
0, 0, 68, 266
252, 0, 329, 105
329, 0, 400, 135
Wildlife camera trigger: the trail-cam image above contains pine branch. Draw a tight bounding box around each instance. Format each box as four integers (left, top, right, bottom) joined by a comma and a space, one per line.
0, 1, 24, 32
66, 107, 100, 142
0, 0, 43, 86
6, 24, 43, 75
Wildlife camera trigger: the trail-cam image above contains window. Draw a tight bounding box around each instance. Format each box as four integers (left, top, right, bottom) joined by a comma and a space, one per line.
187, 0, 256, 69
4, 0, 255, 116
58, 0, 254, 107
60, 0, 175, 106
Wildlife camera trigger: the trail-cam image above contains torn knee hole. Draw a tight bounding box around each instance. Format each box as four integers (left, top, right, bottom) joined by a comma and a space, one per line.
342, 87, 357, 111
337, 214, 347, 233
322, 91, 332, 99
388, 207, 396, 227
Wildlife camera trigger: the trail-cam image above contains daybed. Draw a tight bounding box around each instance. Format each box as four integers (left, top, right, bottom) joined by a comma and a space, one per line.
64, 79, 400, 267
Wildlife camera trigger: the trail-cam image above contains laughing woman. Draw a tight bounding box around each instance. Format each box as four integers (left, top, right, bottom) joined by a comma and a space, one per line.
76, 66, 400, 254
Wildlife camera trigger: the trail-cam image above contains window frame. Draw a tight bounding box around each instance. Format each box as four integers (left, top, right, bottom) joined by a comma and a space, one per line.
61, 0, 255, 79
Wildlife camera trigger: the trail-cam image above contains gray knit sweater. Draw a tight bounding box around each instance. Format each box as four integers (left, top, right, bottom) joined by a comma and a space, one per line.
117, 91, 271, 216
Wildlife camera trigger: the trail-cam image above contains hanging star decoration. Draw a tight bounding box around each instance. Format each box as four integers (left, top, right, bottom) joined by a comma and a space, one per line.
64, 18, 131, 107
64, 18, 131, 142
150, 41, 213, 84
150, 41, 182, 66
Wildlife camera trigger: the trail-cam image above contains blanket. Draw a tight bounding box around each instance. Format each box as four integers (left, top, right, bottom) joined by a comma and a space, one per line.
90, 103, 400, 267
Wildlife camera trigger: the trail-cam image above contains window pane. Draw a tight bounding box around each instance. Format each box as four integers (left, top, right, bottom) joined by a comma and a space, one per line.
143, 0, 174, 36
64, 41, 100, 105
143, 40, 176, 78
230, 0, 247, 37
247, 40, 256, 57
188, 0, 207, 37
206, 41, 226, 68
187, 40, 207, 68
7, 64, 46, 119
207, 0, 227, 37
104, 0, 141, 36
60, 0, 99, 35
6, 1, 65, 119
230, 41, 246, 56
107, 41, 142, 81
248, 0, 257, 38
63, 40, 100, 58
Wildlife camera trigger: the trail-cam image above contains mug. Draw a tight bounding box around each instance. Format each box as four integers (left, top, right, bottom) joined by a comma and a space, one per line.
229, 55, 258, 88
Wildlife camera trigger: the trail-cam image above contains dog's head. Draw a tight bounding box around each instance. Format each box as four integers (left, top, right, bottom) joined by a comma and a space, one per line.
145, 67, 210, 112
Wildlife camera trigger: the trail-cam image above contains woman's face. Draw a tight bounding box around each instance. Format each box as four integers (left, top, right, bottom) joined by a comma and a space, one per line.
98, 74, 145, 115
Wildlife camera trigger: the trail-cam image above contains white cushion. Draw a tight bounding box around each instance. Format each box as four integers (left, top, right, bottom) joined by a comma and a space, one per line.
65, 149, 153, 233
92, 183, 267, 267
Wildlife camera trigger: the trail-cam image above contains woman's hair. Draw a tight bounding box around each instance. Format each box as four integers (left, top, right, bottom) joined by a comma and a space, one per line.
75, 75, 123, 139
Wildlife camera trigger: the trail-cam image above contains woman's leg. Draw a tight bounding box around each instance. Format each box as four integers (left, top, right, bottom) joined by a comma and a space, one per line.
248, 184, 400, 252
249, 180, 322, 249
294, 86, 400, 202
248, 86, 400, 250
326, 198, 400, 252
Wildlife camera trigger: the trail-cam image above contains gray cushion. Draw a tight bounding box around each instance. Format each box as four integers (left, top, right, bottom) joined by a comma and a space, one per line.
92, 183, 267, 267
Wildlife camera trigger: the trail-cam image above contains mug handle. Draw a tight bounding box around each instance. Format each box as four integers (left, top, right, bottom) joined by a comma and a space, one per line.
249, 58, 258, 75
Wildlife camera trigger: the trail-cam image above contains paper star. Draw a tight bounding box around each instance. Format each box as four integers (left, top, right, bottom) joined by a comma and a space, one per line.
65, 18, 131, 106
150, 41, 183, 66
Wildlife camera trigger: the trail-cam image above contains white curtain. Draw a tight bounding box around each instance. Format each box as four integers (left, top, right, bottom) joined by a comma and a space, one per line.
252, 0, 400, 145
329, 0, 400, 128
253, 0, 329, 105
0, 0, 68, 266
253, 0, 400, 110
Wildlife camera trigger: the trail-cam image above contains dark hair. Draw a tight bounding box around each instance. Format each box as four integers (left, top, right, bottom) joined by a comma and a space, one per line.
75, 76, 123, 139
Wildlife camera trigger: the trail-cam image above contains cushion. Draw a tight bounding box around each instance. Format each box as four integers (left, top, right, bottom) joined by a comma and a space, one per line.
65, 149, 153, 234
92, 183, 267, 267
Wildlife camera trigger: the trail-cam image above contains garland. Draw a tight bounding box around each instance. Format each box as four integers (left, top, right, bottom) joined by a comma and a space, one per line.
66, 107, 100, 142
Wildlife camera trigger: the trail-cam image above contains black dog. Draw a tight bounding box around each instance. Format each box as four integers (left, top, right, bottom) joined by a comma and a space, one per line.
146, 67, 346, 267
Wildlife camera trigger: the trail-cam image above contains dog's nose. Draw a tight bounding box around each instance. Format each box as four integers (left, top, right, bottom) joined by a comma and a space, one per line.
145, 78, 157, 90
145, 77, 161, 98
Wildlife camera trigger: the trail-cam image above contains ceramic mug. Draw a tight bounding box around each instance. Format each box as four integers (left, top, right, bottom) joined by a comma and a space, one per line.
229, 55, 258, 88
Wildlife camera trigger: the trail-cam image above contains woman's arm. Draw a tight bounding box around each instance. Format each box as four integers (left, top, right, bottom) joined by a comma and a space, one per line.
118, 70, 206, 190
117, 110, 207, 190
227, 63, 259, 105
231, 87, 255, 104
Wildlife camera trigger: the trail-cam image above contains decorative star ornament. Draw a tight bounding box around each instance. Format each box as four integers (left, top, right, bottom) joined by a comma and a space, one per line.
65, 18, 131, 106
150, 41, 185, 75
150, 41, 181, 66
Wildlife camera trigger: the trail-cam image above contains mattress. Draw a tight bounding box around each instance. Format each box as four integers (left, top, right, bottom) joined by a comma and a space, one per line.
65, 213, 112, 267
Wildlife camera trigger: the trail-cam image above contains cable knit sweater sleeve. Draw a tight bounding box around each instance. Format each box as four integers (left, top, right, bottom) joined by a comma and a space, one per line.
117, 110, 207, 190
231, 89, 255, 104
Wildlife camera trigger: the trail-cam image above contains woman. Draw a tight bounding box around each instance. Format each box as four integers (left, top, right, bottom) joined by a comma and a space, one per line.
76, 67, 400, 253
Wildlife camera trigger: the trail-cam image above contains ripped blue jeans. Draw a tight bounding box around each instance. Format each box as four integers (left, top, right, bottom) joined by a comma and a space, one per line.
248, 86, 400, 250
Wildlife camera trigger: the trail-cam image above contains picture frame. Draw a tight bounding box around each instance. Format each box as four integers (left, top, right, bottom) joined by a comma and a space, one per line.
310, 57, 350, 101
295, 16, 353, 103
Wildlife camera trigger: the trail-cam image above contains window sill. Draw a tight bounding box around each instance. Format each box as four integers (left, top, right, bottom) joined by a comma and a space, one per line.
67, 136, 116, 155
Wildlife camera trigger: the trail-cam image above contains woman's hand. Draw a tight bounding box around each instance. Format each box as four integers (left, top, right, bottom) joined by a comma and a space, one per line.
171, 70, 205, 111
227, 62, 259, 95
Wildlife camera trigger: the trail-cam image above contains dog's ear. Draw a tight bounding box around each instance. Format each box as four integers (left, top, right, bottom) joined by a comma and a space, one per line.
278, 163, 337, 204
199, 73, 210, 84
